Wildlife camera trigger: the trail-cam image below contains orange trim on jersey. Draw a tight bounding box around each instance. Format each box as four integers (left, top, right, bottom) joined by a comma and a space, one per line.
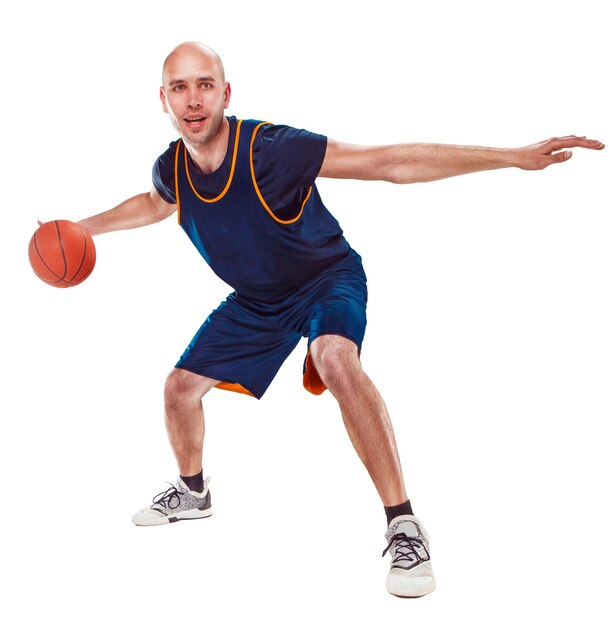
215, 381, 256, 397
302, 349, 327, 396
249, 121, 312, 225
174, 139, 182, 224
184, 119, 243, 203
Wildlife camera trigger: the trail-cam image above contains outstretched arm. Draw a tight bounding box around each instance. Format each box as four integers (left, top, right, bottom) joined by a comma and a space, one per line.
318, 135, 605, 183
77, 188, 176, 236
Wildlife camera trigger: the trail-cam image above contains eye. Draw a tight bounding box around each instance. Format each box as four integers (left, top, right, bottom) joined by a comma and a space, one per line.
172, 84, 185, 92
201, 82, 212, 89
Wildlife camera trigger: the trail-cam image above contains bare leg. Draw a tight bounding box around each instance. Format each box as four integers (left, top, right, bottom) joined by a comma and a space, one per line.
164, 368, 219, 476
309, 335, 407, 506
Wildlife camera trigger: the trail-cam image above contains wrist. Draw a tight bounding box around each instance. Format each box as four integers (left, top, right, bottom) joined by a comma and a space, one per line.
502, 147, 526, 169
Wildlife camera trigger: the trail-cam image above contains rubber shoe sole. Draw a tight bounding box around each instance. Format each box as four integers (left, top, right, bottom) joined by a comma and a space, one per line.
132, 506, 212, 526
386, 565, 436, 598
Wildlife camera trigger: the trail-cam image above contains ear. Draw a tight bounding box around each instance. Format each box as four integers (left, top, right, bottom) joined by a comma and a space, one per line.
223, 82, 232, 109
159, 87, 168, 113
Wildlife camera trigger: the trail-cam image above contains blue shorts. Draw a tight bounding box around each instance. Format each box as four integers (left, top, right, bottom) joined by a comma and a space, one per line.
175, 251, 367, 399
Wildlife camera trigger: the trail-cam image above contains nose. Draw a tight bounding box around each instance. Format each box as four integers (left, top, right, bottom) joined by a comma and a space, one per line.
187, 88, 202, 109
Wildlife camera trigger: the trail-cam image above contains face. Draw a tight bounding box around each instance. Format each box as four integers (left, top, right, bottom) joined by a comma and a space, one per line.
160, 47, 231, 149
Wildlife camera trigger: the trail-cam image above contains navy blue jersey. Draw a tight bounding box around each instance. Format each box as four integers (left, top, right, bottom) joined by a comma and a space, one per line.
171, 118, 353, 302
153, 116, 326, 221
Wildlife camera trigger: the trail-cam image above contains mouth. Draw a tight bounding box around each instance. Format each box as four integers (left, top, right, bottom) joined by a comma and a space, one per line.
184, 116, 206, 129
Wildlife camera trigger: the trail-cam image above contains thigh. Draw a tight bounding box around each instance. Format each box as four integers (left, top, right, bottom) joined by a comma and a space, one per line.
176, 293, 301, 399
284, 253, 368, 395
300, 256, 368, 350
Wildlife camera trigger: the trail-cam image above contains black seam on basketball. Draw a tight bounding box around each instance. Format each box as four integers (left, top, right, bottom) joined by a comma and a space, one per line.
78, 266, 94, 282
33, 230, 64, 281
62, 266, 94, 286
54, 221, 69, 280
32, 267, 67, 284
67, 224, 88, 282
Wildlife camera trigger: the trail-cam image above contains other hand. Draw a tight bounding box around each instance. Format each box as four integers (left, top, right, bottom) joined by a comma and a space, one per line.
516, 135, 604, 170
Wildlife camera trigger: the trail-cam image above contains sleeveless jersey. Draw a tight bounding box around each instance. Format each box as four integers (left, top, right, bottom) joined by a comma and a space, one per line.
174, 119, 352, 302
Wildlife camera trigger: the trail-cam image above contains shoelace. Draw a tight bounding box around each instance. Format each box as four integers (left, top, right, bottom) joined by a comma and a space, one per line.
152, 484, 186, 510
382, 532, 430, 565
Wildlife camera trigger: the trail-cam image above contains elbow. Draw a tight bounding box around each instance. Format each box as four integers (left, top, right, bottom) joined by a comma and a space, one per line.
383, 154, 422, 184
386, 172, 408, 185
385, 167, 418, 185
386, 163, 439, 184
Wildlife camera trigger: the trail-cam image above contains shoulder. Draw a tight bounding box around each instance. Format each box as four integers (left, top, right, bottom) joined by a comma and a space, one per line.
250, 121, 327, 173
152, 139, 181, 204
153, 140, 181, 180
253, 122, 327, 147
155, 139, 181, 167
248, 120, 328, 194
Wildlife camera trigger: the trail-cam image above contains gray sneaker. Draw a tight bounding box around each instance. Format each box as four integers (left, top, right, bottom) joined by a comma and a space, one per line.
132, 476, 212, 526
383, 514, 436, 597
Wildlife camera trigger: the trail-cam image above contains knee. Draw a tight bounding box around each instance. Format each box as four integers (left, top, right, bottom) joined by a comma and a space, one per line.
310, 336, 361, 392
164, 368, 216, 409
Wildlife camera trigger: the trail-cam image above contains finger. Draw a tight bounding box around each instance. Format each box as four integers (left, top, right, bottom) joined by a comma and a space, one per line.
548, 150, 572, 165
37, 220, 45, 226
566, 137, 605, 149
548, 136, 605, 151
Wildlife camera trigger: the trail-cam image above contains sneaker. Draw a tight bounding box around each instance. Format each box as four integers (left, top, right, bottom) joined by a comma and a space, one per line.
132, 476, 212, 526
383, 514, 436, 597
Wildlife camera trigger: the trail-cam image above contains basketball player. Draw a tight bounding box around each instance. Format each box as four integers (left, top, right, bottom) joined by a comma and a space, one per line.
75, 42, 604, 597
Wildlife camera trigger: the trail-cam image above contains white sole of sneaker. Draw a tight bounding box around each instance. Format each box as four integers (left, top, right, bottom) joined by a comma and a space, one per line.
133, 507, 213, 526
386, 570, 436, 598
167, 507, 213, 524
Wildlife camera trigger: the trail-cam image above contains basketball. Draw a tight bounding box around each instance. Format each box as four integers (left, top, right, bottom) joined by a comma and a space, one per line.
28, 220, 96, 288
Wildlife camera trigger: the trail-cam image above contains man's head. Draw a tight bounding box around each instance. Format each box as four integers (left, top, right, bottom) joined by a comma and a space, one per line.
160, 42, 231, 148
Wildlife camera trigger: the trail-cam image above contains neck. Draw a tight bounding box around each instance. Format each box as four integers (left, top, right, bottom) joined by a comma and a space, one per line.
184, 116, 230, 175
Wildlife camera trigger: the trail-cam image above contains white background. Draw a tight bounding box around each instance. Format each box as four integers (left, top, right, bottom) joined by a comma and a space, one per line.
1, 0, 609, 623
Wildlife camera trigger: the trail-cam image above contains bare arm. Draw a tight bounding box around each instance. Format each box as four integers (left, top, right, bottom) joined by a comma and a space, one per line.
318, 135, 605, 183
77, 188, 176, 236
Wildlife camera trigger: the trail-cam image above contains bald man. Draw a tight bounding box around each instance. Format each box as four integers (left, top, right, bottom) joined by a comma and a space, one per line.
77, 42, 604, 598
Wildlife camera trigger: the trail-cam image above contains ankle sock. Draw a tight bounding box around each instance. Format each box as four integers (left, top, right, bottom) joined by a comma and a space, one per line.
385, 500, 414, 525
180, 469, 204, 493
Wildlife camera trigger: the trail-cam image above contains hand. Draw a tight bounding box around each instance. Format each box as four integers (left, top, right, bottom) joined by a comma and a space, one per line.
515, 135, 605, 170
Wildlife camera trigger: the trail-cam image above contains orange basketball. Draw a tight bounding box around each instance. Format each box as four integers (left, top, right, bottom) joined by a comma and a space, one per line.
28, 220, 96, 288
